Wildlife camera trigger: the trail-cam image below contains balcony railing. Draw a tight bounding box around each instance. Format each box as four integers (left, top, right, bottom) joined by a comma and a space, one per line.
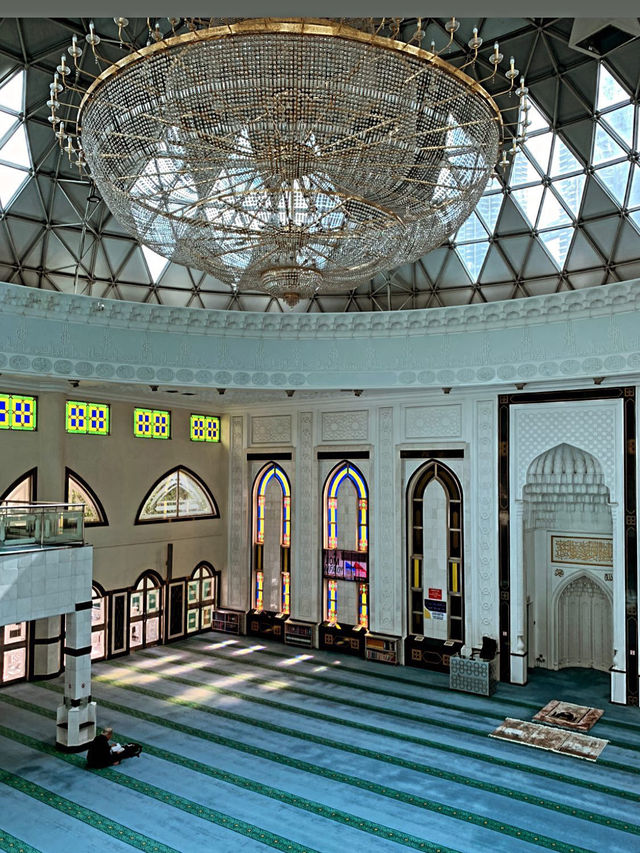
0, 501, 85, 550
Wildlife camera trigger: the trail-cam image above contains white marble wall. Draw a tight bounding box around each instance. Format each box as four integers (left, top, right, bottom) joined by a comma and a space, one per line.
0, 545, 93, 626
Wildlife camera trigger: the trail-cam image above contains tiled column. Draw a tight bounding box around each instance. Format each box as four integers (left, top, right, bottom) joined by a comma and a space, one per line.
56, 605, 96, 751
32, 616, 63, 678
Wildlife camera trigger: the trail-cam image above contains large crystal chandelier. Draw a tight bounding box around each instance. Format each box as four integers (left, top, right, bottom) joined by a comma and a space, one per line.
51, 18, 528, 305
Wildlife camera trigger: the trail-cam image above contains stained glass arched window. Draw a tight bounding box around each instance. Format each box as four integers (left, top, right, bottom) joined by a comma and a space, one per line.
407, 461, 464, 644
322, 462, 369, 629
136, 466, 219, 523
252, 463, 291, 614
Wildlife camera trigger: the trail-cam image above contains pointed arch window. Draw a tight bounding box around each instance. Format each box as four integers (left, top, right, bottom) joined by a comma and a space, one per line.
1, 467, 36, 504
135, 466, 219, 524
187, 562, 219, 633
65, 469, 108, 527
252, 463, 292, 614
129, 571, 163, 649
407, 461, 464, 643
322, 462, 369, 629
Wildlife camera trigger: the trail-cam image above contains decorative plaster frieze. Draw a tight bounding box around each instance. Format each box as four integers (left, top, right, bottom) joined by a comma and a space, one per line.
250, 415, 292, 445
374, 407, 397, 634
474, 400, 498, 638
293, 412, 316, 622
228, 415, 247, 609
321, 410, 368, 442
512, 402, 618, 499
3, 279, 640, 390
404, 404, 461, 439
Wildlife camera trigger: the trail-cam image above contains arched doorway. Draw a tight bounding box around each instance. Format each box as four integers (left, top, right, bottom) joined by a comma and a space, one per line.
557, 575, 613, 671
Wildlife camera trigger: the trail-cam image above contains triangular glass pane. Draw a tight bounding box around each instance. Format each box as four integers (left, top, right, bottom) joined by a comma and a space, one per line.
141, 245, 169, 283
525, 132, 553, 173
511, 185, 544, 225
538, 189, 572, 229
0, 70, 24, 112
510, 150, 540, 187
456, 212, 487, 243
0, 111, 16, 142
549, 138, 582, 177
526, 101, 549, 134
551, 174, 586, 217
140, 472, 178, 520
597, 65, 629, 110
1, 472, 33, 504
67, 474, 105, 525
539, 227, 573, 268
457, 241, 490, 281
592, 123, 626, 166
629, 165, 640, 209
0, 124, 30, 168
0, 163, 29, 207
630, 209, 640, 233
476, 192, 502, 233
595, 160, 630, 205
602, 104, 635, 149
176, 470, 215, 517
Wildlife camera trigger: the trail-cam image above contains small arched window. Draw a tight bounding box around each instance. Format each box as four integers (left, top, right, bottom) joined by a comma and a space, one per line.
135, 466, 219, 524
65, 469, 108, 526
322, 462, 369, 629
252, 463, 292, 614
187, 562, 219, 633
129, 571, 163, 649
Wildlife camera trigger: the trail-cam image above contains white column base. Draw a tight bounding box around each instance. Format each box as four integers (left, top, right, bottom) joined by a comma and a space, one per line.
610, 669, 627, 704
56, 700, 96, 752
510, 653, 528, 684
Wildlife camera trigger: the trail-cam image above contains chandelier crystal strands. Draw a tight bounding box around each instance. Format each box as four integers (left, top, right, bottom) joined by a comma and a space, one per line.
50, 17, 530, 306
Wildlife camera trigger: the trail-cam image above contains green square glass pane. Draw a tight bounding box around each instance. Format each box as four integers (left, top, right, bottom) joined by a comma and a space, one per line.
88, 404, 109, 435
66, 401, 87, 433
0, 394, 10, 429
134, 408, 153, 438
206, 417, 220, 442
190, 415, 205, 441
11, 395, 36, 430
152, 410, 170, 439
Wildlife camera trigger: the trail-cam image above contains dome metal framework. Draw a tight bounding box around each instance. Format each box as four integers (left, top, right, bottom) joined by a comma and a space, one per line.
0, 17, 638, 313
63, 19, 513, 304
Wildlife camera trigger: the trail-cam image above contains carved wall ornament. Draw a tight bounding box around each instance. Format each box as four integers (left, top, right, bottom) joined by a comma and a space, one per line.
404, 404, 461, 438
321, 410, 368, 442
251, 415, 292, 445
551, 536, 613, 567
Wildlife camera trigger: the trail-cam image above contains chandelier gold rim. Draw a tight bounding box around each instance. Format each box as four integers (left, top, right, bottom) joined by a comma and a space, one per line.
78, 17, 503, 130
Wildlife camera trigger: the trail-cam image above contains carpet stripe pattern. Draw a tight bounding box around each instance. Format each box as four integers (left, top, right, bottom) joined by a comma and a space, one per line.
0, 633, 638, 853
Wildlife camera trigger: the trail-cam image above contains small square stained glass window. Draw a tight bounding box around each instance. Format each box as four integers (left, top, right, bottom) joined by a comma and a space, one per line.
66, 400, 109, 435
134, 407, 170, 439
9, 395, 36, 430
88, 404, 109, 435
190, 414, 220, 442
0, 394, 10, 429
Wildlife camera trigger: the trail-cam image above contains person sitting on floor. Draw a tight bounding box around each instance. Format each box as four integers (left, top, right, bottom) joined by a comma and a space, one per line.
85, 726, 142, 768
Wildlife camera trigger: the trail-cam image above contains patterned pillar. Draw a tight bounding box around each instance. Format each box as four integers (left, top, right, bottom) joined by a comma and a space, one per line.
227, 415, 248, 610
56, 606, 96, 751
473, 399, 499, 650
509, 501, 527, 684
292, 412, 316, 622
371, 407, 400, 636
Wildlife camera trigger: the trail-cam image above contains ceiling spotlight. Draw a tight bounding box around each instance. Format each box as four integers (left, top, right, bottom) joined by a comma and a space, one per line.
217, 388, 226, 395
593, 376, 605, 385
69, 379, 79, 388
149, 385, 158, 391
353, 389, 363, 397
286, 389, 295, 397
515, 382, 527, 390
442, 387, 451, 395
86, 182, 101, 203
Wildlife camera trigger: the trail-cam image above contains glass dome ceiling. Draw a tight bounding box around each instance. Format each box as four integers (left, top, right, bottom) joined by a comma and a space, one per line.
0, 16, 638, 313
